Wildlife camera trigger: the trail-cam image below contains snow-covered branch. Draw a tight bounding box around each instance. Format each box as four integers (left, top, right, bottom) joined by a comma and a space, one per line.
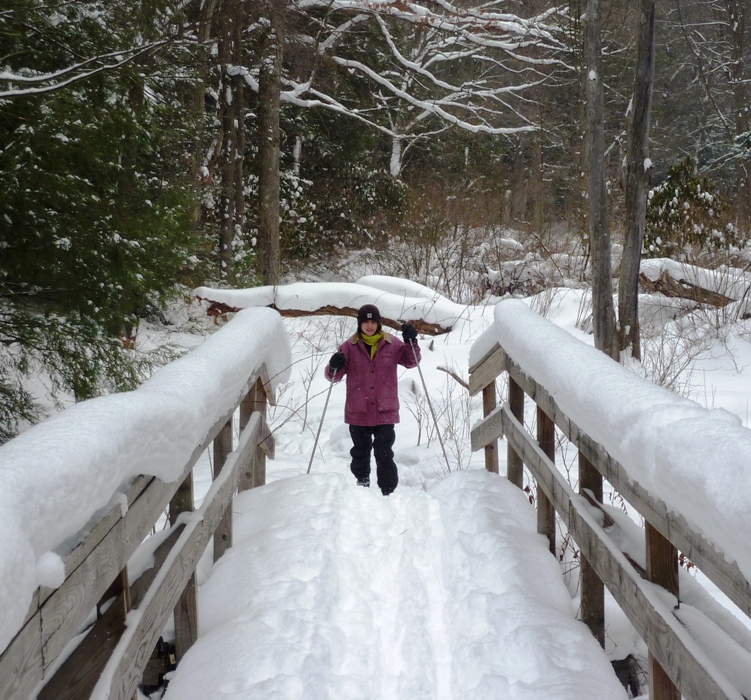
0, 41, 173, 99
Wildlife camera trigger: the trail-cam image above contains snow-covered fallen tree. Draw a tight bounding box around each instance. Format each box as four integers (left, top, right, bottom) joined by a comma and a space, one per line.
193, 276, 470, 335
640, 258, 751, 310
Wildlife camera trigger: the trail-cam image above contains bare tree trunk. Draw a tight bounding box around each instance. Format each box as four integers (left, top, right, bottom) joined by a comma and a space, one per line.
217, 0, 240, 281
618, 0, 655, 361
257, 0, 285, 286
232, 12, 245, 244
584, 0, 617, 357
728, 0, 750, 227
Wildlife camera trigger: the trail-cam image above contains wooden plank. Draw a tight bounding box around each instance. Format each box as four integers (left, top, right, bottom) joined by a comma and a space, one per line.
0, 396, 245, 699
107, 414, 263, 700
470, 404, 503, 453
579, 453, 605, 647
0, 620, 42, 700
170, 473, 197, 662
501, 405, 742, 700
536, 405, 556, 556
468, 341, 502, 375
482, 383, 499, 474
647, 522, 680, 700
468, 344, 505, 396
507, 377, 524, 489
38, 527, 184, 700
0, 367, 272, 700
502, 352, 751, 623
213, 418, 234, 562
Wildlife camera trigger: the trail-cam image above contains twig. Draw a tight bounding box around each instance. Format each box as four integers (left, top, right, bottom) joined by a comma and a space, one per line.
436, 365, 468, 389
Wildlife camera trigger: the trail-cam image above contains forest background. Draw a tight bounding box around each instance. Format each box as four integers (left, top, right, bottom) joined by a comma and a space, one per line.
0, 0, 749, 441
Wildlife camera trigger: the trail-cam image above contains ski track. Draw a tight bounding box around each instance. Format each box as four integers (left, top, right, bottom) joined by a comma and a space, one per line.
165, 461, 627, 699
333, 484, 452, 700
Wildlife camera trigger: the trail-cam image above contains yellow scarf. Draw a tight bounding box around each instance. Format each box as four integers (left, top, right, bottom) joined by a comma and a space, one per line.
360, 331, 383, 359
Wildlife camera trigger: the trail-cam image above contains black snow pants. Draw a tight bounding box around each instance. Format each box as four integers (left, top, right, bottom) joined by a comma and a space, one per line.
349, 424, 398, 495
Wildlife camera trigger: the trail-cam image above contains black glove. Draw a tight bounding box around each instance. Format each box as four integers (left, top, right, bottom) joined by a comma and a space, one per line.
402, 323, 418, 343
329, 352, 346, 371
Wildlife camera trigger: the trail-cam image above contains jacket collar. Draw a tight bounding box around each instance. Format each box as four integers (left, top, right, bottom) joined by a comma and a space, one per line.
350, 331, 393, 344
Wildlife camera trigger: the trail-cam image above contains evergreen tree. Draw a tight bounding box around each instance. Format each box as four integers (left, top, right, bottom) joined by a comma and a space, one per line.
0, 0, 206, 441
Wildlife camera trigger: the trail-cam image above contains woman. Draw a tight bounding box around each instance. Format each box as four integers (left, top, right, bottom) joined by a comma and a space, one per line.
325, 304, 420, 495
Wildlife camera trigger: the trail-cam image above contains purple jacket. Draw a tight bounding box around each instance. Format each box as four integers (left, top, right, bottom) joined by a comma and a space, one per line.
325, 331, 421, 426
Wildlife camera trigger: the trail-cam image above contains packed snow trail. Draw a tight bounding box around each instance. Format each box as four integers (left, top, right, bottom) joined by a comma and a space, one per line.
162, 471, 626, 700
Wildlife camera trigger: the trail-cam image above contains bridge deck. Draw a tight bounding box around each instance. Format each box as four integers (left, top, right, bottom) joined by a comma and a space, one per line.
161, 465, 627, 700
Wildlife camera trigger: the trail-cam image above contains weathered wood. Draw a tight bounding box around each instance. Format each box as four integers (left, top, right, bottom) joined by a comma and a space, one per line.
501, 404, 741, 700
579, 453, 605, 647
0, 370, 266, 700
500, 352, 751, 623
507, 377, 524, 489
482, 382, 499, 474
647, 522, 680, 700
467, 343, 505, 396
0, 620, 42, 700
173, 574, 198, 664
536, 405, 556, 556
238, 410, 274, 493
650, 657, 681, 700
39, 526, 184, 700
106, 414, 264, 700
470, 404, 503, 454
213, 418, 234, 562
170, 473, 197, 661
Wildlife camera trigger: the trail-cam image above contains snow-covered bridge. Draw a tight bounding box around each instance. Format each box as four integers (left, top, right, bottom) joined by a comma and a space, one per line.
2, 279, 751, 700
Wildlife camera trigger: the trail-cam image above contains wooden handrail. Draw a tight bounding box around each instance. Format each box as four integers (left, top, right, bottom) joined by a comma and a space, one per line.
469, 341, 751, 700
0, 367, 275, 700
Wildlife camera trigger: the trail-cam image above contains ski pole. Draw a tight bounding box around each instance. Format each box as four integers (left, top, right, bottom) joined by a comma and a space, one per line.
307, 368, 337, 474
408, 339, 452, 473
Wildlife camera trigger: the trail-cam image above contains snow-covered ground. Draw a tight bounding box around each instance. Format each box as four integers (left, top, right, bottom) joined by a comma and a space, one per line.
6, 271, 751, 699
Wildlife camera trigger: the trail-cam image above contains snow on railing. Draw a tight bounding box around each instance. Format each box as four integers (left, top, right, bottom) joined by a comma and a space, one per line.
0, 307, 291, 700
469, 298, 751, 700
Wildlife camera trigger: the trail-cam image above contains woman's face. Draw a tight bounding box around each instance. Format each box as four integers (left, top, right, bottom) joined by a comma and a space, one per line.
361, 320, 378, 336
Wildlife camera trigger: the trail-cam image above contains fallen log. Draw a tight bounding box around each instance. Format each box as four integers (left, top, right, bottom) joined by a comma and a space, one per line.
639, 270, 735, 307
201, 300, 452, 336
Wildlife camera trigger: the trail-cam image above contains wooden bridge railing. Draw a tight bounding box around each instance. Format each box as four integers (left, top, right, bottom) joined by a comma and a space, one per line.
0, 368, 275, 700
469, 342, 750, 700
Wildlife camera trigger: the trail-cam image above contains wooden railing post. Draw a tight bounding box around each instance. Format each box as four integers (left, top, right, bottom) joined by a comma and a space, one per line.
213, 417, 234, 562
536, 405, 556, 555
482, 381, 499, 473
507, 377, 524, 488
646, 522, 680, 700
251, 377, 268, 487
579, 453, 605, 647
170, 473, 197, 661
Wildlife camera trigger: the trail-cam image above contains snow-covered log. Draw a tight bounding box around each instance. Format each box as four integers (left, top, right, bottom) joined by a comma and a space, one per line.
640, 258, 751, 308
193, 279, 470, 335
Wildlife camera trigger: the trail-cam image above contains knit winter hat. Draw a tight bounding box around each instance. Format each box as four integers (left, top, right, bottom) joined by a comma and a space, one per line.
357, 304, 381, 324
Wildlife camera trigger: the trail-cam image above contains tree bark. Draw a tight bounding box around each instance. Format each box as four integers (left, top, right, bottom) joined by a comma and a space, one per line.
257, 0, 285, 286
584, 0, 617, 358
232, 11, 245, 246
618, 0, 655, 361
217, 0, 239, 281
728, 0, 750, 227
